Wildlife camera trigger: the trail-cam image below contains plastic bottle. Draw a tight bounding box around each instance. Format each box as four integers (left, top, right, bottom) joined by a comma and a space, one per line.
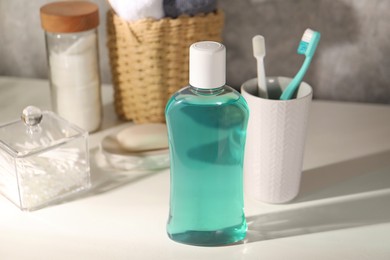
165, 41, 249, 246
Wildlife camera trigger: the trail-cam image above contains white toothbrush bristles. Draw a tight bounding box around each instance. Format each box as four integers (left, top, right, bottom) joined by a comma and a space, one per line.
302, 28, 314, 43
252, 35, 268, 99
252, 35, 266, 58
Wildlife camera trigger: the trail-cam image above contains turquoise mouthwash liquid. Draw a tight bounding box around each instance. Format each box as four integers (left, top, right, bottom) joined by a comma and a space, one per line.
165, 86, 249, 246
165, 41, 249, 246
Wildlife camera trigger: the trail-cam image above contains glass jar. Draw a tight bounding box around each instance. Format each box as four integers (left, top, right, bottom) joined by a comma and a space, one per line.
40, 1, 102, 132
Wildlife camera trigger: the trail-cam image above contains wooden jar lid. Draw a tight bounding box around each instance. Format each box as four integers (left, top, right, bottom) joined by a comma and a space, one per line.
40, 1, 99, 33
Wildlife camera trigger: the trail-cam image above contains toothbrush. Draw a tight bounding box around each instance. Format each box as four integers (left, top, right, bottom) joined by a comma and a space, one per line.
252, 35, 268, 99
279, 28, 321, 100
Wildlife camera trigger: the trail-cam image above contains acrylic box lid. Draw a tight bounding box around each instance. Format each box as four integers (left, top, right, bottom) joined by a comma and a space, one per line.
0, 106, 87, 158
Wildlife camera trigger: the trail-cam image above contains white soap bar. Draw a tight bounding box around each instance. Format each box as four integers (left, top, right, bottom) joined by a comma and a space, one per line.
116, 123, 168, 152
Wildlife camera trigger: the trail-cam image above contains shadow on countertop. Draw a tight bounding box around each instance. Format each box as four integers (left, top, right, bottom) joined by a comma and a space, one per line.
243, 149, 390, 243
245, 190, 390, 242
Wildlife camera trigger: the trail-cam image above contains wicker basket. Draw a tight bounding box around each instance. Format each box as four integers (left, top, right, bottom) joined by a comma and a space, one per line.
106, 10, 224, 123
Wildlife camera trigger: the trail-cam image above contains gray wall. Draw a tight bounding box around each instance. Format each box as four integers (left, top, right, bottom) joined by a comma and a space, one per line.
1, 0, 390, 103
0, 0, 112, 84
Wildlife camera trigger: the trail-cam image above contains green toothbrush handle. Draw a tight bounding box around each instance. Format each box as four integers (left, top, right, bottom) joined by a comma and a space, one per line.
280, 56, 312, 100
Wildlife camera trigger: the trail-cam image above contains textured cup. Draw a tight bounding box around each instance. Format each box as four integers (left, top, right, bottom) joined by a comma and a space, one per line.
241, 77, 312, 203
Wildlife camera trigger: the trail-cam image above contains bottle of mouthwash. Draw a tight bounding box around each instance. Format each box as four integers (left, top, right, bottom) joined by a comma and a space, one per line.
165, 41, 249, 246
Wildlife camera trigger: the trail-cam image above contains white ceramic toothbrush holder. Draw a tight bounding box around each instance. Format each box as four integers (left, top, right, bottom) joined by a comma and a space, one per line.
241, 77, 312, 204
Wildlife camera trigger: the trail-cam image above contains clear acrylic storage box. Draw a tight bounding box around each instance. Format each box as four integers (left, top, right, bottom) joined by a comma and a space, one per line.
0, 106, 91, 211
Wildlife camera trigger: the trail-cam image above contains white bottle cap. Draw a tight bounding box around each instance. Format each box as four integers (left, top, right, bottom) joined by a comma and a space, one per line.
189, 41, 226, 89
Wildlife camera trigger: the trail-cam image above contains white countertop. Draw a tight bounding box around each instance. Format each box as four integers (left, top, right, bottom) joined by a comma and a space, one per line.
1, 77, 390, 259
